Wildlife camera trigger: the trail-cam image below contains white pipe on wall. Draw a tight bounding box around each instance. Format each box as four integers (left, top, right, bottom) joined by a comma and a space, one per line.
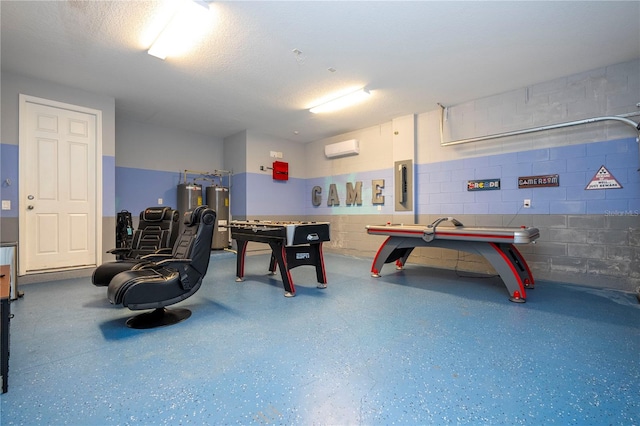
438, 104, 640, 147
437, 105, 640, 169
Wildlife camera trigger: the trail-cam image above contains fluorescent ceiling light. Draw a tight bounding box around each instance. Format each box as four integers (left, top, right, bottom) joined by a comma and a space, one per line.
148, 0, 213, 60
309, 88, 371, 114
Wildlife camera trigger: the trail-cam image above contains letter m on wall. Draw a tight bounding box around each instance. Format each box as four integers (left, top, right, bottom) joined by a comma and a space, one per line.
346, 182, 363, 205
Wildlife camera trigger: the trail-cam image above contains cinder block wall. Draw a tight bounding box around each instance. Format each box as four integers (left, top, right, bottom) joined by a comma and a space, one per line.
298, 59, 639, 293
297, 211, 638, 293
413, 60, 639, 291
410, 214, 638, 292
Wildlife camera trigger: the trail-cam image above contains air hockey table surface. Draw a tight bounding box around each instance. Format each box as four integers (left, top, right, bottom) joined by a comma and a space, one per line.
366, 222, 539, 244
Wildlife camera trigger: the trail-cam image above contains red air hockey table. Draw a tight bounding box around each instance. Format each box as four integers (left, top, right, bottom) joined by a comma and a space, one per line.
230, 220, 330, 297
366, 217, 540, 302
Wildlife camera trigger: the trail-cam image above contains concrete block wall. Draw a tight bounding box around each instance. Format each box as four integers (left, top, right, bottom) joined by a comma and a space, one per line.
302, 210, 638, 293
298, 59, 639, 293
408, 214, 639, 292
412, 59, 639, 291
441, 60, 638, 151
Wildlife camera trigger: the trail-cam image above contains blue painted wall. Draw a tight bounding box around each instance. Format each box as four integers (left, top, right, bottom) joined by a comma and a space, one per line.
112, 137, 638, 218
416, 137, 638, 216
115, 167, 231, 215
115, 167, 183, 214
0, 144, 18, 218
103, 155, 116, 217
230, 172, 247, 217
245, 173, 306, 216
5, 136, 638, 221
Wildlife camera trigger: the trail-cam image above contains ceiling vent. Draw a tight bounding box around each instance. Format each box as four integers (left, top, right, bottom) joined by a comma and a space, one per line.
324, 139, 359, 158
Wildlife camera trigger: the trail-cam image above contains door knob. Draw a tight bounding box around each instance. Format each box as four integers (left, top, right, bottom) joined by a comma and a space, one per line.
27, 205, 34, 210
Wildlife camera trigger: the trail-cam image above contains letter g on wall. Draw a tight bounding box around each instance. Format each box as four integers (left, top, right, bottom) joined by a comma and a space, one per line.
312, 186, 322, 207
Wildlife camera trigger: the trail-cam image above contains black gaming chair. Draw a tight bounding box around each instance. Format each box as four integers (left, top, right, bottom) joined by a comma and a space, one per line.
107, 206, 216, 329
109, 206, 179, 260
93, 207, 180, 286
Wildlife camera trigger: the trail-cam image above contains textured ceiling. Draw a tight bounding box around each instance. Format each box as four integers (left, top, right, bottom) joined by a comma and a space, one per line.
2, 1, 639, 143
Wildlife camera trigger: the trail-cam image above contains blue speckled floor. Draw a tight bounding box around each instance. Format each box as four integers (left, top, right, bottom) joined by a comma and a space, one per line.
1, 251, 638, 425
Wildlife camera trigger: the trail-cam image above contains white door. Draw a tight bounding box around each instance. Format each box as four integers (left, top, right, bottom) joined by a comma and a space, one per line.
19, 95, 102, 275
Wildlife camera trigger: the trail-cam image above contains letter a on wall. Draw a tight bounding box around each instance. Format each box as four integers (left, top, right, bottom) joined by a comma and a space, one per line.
327, 183, 340, 206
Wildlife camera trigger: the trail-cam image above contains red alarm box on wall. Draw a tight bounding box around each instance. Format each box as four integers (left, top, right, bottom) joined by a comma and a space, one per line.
272, 161, 289, 181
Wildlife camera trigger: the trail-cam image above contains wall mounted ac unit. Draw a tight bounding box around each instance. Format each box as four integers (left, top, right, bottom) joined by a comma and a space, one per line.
324, 139, 359, 158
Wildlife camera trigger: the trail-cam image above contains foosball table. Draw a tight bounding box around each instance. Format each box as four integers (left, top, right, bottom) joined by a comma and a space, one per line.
229, 220, 331, 297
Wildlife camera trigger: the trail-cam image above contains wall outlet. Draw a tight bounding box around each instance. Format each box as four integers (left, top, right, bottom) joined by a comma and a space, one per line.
1, 200, 10, 210
158, 198, 163, 205
524, 199, 531, 208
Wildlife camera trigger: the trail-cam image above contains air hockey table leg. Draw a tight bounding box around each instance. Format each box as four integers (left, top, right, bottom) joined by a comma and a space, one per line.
370, 236, 415, 277
508, 244, 535, 290
420, 239, 533, 303
480, 242, 531, 303
395, 247, 413, 271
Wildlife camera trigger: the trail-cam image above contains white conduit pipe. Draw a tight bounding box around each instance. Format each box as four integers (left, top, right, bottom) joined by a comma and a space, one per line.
183, 169, 231, 184
437, 105, 640, 169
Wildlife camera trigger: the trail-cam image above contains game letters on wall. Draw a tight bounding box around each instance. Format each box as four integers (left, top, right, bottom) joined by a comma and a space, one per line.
312, 179, 385, 207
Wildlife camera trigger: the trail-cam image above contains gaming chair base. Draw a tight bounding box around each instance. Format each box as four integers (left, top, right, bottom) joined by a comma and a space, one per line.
125, 307, 192, 329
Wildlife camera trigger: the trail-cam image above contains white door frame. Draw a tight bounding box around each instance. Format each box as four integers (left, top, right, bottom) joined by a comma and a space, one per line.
18, 94, 103, 275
